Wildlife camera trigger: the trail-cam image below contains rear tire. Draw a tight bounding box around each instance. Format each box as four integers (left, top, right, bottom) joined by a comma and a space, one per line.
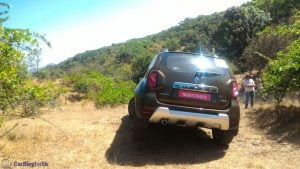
212, 129, 236, 145
128, 98, 136, 118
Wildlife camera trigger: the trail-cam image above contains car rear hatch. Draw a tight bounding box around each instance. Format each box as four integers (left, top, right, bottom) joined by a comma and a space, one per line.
156, 52, 232, 110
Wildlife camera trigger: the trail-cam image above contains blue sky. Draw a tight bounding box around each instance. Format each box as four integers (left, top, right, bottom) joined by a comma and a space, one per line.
3, 0, 138, 32
2, 0, 250, 66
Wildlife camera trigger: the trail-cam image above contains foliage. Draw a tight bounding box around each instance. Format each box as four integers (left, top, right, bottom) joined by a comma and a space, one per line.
253, 0, 300, 23
240, 11, 300, 71
228, 62, 240, 73
0, 25, 35, 111
0, 2, 57, 127
64, 70, 135, 106
262, 39, 300, 103
19, 81, 67, 117
40, 13, 224, 82
39, 1, 300, 81
96, 79, 135, 106
213, 5, 270, 63
131, 54, 154, 83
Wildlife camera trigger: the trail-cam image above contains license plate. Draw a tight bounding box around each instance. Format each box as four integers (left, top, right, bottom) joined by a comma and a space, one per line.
178, 90, 211, 101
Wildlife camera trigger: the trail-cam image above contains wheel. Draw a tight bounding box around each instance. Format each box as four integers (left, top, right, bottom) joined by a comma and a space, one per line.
212, 129, 237, 145
128, 98, 136, 118
147, 122, 159, 130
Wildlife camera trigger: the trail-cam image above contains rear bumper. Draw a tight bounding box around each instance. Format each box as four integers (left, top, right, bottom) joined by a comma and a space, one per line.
149, 107, 230, 130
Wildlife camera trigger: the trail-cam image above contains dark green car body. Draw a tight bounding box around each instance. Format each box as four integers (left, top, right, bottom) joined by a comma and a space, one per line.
129, 51, 240, 145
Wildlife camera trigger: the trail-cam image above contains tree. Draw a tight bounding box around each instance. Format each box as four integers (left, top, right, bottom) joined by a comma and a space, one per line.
240, 12, 299, 71
253, 0, 300, 23
261, 12, 300, 103
262, 39, 300, 104
164, 38, 180, 51
0, 3, 50, 116
213, 6, 270, 63
131, 54, 153, 83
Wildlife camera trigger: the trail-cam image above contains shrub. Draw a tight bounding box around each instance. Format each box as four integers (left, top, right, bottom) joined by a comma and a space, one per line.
228, 62, 240, 73
74, 78, 90, 93
262, 39, 300, 104
240, 17, 299, 71
96, 79, 135, 106
17, 81, 67, 117
64, 70, 135, 106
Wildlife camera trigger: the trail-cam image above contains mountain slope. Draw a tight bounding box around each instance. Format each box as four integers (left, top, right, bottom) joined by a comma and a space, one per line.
39, 1, 298, 83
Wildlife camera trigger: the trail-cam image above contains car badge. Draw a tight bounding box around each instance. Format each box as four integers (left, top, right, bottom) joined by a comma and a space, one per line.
194, 76, 200, 84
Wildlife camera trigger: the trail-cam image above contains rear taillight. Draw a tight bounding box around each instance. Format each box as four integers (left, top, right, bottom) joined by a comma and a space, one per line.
232, 81, 238, 99
148, 70, 158, 90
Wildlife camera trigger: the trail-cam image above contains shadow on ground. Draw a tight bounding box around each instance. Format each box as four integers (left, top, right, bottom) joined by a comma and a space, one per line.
105, 116, 227, 166
247, 105, 300, 145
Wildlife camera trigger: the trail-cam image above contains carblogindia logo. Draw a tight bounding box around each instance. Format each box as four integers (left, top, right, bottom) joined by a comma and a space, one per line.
1, 159, 48, 168
1, 159, 10, 169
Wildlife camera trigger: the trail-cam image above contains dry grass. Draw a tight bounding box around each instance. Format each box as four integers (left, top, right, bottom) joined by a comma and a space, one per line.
247, 103, 300, 145
0, 100, 299, 169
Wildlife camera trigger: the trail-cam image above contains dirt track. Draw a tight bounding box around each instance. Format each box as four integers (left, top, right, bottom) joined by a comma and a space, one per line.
0, 101, 299, 169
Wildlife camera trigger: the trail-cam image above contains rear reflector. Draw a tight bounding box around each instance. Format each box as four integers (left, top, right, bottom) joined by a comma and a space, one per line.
148, 70, 158, 90
141, 110, 152, 116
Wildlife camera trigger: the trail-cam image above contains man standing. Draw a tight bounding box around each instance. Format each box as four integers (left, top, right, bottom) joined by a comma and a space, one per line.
242, 74, 255, 108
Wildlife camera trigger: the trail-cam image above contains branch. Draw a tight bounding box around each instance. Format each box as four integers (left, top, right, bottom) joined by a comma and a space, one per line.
253, 52, 272, 62
36, 116, 64, 132
0, 123, 18, 139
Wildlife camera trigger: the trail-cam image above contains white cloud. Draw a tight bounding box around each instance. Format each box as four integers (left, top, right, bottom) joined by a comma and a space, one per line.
40, 0, 250, 67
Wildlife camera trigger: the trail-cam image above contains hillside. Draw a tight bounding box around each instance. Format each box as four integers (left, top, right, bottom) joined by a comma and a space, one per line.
41, 12, 225, 82
39, 1, 299, 84
33, 0, 299, 108
40, 2, 273, 81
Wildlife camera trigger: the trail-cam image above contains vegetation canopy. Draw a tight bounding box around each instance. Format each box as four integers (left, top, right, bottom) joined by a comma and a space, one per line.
0, 3, 59, 127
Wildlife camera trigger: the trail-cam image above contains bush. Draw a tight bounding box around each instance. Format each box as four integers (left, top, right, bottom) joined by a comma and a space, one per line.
131, 54, 153, 83
64, 70, 135, 106
228, 62, 240, 73
20, 83, 52, 116
0, 3, 58, 127
96, 79, 135, 106
240, 16, 299, 71
74, 78, 90, 93
262, 39, 300, 103
17, 81, 67, 117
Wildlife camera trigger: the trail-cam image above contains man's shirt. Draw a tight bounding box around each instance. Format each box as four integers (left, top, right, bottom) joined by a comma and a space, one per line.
243, 79, 255, 92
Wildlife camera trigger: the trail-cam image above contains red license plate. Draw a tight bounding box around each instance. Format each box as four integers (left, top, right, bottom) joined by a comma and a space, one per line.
178, 90, 211, 101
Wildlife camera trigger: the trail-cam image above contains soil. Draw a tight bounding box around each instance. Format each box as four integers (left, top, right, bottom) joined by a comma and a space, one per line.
0, 101, 299, 169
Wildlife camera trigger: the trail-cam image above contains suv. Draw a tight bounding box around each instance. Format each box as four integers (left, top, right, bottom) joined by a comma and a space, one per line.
128, 51, 240, 145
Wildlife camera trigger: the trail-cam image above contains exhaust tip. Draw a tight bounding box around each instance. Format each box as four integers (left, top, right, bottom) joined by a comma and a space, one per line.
161, 119, 168, 125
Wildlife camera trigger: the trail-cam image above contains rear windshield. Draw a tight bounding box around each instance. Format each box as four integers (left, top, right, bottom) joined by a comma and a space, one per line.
160, 52, 229, 75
